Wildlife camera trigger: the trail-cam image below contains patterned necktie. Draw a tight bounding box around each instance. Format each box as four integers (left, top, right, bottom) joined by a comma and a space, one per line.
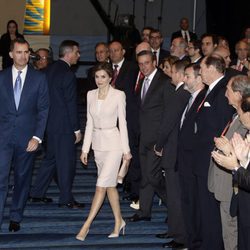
135, 71, 144, 93
111, 64, 119, 87
141, 77, 150, 103
14, 70, 22, 109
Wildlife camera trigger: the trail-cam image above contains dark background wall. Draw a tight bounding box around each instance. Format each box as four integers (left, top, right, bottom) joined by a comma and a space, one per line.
50, 0, 206, 38
206, 0, 250, 49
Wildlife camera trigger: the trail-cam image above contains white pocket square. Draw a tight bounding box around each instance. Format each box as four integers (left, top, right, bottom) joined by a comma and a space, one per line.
204, 101, 211, 107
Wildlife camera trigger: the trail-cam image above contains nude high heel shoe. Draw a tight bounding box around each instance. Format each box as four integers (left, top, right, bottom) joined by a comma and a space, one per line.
108, 220, 126, 238
76, 229, 89, 241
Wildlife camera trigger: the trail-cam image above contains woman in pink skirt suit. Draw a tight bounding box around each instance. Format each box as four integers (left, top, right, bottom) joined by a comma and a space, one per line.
76, 62, 132, 241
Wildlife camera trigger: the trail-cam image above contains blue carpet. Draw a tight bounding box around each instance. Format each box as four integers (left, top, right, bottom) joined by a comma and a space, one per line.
0, 101, 170, 249
0, 148, 170, 250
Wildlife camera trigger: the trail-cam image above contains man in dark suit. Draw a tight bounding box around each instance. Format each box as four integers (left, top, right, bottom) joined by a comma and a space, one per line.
212, 46, 247, 81
171, 17, 197, 43
127, 50, 175, 222
0, 38, 49, 232
170, 37, 190, 62
108, 41, 139, 201
29, 40, 83, 209
193, 56, 234, 249
187, 39, 203, 63
230, 40, 249, 75
149, 29, 170, 67
175, 63, 206, 249
152, 60, 190, 249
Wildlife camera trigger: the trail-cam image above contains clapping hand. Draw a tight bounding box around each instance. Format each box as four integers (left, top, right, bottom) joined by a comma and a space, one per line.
214, 136, 232, 156
211, 150, 238, 170
231, 132, 250, 168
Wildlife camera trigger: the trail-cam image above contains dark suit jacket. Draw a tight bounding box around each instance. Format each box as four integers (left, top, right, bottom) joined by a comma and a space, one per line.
233, 166, 250, 227
225, 67, 247, 82
160, 84, 190, 170
0, 66, 49, 146
114, 60, 139, 132
171, 30, 197, 42
159, 48, 170, 66
177, 88, 207, 174
193, 77, 235, 176
0, 33, 24, 69
139, 70, 176, 149
45, 60, 80, 134
230, 59, 249, 76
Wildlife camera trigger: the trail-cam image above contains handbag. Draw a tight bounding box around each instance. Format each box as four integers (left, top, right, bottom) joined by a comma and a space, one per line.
117, 159, 130, 184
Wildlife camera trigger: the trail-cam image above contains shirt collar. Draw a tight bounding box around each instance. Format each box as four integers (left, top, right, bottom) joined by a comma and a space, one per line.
175, 81, 184, 91
145, 68, 157, 82
209, 75, 224, 92
113, 58, 124, 70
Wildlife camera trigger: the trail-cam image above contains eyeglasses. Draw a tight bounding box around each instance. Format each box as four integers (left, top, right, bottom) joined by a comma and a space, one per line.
188, 46, 194, 49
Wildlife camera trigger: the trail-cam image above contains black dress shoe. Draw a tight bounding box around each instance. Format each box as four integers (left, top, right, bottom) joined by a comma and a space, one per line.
162, 240, 186, 249
156, 231, 172, 239
122, 194, 139, 202
58, 201, 85, 209
126, 214, 151, 222
9, 221, 20, 232
29, 196, 53, 203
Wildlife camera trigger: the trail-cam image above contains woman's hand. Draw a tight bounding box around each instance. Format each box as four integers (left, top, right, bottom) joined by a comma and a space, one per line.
214, 136, 232, 156
80, 152, 88, 165
211, 150, 238, 170
123, 152, 132, 161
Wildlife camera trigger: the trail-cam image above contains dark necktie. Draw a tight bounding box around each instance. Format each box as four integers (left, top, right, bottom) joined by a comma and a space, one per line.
135, 71, 144, 93
111, 64, 119, 88
153, 51, 158, 65
14, 70, 22, 109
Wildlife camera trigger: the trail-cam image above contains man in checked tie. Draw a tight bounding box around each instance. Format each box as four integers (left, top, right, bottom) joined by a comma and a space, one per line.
0, 38, 49, 232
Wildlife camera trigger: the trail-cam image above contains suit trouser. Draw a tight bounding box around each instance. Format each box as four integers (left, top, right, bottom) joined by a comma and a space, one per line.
195, 174, 224, 250
219, 201, 238, 250
126, 127, 140, 197
137, 145, 167, 218
0, 142, 35, 226
165, 168, 187, 244
30, 133, 76, 204
238, 220, 250, 250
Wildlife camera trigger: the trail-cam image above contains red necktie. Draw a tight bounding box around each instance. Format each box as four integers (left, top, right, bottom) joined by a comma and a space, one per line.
111, 64, 119, 87
135, 72, 144, 93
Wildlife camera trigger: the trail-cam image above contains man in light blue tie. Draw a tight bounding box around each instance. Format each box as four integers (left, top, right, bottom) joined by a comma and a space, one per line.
0, 38, 49, 232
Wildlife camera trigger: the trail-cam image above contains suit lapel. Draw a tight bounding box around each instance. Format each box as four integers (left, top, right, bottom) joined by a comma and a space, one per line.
4, 68, 16, 110
141, 70, 160, 105
18, 67, 32, 111
185, 88, 206, 119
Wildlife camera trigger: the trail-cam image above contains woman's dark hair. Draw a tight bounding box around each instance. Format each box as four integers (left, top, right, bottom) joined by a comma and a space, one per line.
7, 20, 19, 35
92, 62, 113, 78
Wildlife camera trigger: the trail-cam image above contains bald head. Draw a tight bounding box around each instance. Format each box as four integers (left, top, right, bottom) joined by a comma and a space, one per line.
136, 42, 151, 56
212, 46, 231, 68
